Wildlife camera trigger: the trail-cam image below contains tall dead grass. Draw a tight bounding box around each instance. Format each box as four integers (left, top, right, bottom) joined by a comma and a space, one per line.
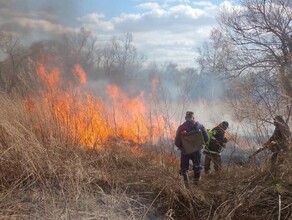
0, 94, 291, 219
0, 95, 161, 219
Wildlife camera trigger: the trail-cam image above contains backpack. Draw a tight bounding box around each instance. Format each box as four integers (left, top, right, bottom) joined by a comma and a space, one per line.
181, 123, 205, 154
206, 129, 216, 147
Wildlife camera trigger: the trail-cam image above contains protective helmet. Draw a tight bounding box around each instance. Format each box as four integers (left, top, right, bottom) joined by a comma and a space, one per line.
221, 121, 229, 130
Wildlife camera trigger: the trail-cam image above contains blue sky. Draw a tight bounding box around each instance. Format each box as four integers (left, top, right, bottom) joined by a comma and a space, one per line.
0, 0, 231, 67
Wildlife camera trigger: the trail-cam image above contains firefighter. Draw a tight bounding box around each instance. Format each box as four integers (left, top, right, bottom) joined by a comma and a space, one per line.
263, 115, 291, 170
203, 121, 229, 175
175, 111, 208, 188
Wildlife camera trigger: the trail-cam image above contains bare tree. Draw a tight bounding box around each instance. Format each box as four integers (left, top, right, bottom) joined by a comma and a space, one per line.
0, 32, 21, 93
97, 33, 144, 83
0, 32, 41, 95
198, 0, 292, 123
60, 28, 98, 81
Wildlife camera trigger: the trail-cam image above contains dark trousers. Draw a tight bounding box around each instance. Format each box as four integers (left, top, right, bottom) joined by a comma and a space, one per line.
180, 151, 202, 178
204, 153, 222, 174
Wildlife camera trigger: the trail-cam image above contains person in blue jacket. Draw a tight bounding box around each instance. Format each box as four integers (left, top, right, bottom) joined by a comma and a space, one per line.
175, 111, 208, 188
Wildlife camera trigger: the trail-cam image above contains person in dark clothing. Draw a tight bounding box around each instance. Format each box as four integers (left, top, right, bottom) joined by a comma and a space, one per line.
264, 115, 291, 170
175, 111, 208, 188
204, 121, 229, 175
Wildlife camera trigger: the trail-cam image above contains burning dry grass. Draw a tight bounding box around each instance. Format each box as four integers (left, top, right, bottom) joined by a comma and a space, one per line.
0, 95, 292, 219
0, 94, 173, 219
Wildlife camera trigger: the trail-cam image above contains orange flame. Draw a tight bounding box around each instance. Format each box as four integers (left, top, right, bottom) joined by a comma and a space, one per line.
25, 54, 173, 148
106, 85, 149, 143
72, 64, 86, 85
37, 64, 60, 88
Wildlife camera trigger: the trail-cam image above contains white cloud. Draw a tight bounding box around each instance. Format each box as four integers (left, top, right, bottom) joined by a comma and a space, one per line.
0, 0, 221, 67
132, 27, 210, 67
169, 5, 204, 18
76, 2, 219, 67
136, 2, 161, 10
219, 0, 241, 12
109, 4, 214, 34
78, 13, 113, 31
79, 13, 105, 21
165, 0, 190, 3
193, 1, 213, 7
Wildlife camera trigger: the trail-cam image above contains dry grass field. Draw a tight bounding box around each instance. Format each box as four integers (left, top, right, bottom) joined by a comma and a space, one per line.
0, 95, 291, 220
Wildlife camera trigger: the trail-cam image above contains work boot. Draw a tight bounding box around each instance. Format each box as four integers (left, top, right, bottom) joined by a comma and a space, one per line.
182, 173, 189, 189
194, 172, 201, 185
